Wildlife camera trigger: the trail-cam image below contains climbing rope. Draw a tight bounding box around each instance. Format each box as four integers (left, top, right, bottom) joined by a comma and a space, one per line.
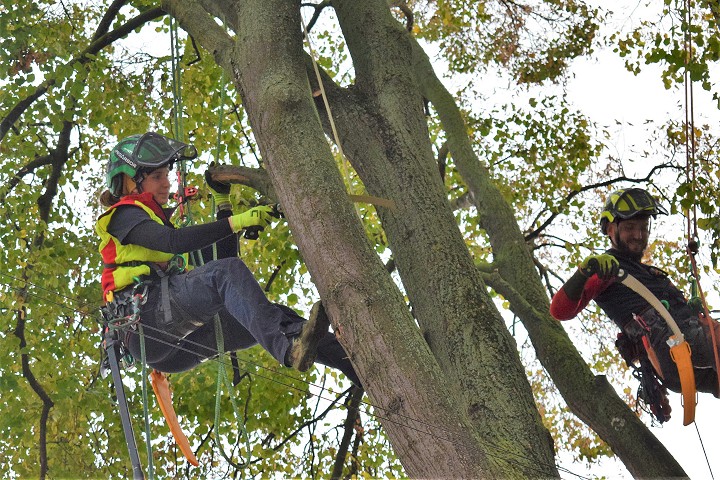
300, 14, 395, 210
300, 14, 351, 193
138, 323, 155, 480
170, 17, 184, 143
680, 3, 720, 475
681, 0, 720, 399
169, 18, 197, 226
189, 212, 252, 470
214, 69, 227, 166
694, 422, 715, 480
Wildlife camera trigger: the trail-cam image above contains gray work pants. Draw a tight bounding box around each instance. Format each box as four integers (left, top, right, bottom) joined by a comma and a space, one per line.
125, 257, 304, 372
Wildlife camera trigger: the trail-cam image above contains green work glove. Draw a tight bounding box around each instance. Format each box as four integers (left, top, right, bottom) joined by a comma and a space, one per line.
228, 206, 274, 233
579, 253, 619, 280
205, 167, 231, 211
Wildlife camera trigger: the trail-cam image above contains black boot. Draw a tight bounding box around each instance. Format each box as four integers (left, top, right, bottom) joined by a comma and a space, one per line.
315, 332, 362, 389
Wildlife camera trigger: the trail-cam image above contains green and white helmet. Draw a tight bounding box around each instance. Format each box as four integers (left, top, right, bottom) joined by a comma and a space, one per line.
600, 188, 668, 234
106, 132, 197, 197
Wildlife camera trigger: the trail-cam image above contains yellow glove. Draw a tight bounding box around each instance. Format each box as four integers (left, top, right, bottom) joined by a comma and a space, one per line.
579, 253, 619, 280
228, 206, 274, 233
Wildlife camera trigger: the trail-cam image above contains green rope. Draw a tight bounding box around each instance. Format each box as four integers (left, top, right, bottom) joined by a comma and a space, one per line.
213, 315, 252, 470
169, 17, 194, 227
139, 324, 155, 479
214, 70, 227, 165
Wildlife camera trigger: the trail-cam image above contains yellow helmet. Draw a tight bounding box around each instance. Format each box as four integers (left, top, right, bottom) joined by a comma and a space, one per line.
600, 188, 668, 234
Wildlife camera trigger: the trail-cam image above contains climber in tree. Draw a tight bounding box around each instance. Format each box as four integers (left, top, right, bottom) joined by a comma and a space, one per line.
550, 188, 719, 401
97, 132, 359, 387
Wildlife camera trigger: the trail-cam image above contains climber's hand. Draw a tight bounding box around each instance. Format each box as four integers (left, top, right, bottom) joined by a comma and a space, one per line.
228, 206, 274, 233
579, 254, 620, 281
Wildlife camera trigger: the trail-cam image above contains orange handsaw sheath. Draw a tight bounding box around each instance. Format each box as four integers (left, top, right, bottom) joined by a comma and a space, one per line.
150, 370, 199, 466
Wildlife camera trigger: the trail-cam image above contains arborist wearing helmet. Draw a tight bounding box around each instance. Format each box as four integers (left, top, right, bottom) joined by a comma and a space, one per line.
97, 132, 360, 387
550, 188, 720, 420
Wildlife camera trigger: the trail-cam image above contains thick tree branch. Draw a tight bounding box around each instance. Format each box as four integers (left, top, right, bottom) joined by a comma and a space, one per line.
160, 0, 234, 72
36, 121, 74, 222
206, 164, 275, 199
92, 0, 128, 42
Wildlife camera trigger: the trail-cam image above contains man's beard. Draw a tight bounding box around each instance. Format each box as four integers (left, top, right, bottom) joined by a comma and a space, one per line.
614, 234, 646, 262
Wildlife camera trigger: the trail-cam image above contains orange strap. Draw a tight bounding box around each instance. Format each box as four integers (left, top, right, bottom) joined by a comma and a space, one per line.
150, 370, 199, 466
620, 271, 697, 424
669, 339, 696, 425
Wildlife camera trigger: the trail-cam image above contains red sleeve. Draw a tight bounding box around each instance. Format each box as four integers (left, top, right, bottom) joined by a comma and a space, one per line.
550, 275, 612, 320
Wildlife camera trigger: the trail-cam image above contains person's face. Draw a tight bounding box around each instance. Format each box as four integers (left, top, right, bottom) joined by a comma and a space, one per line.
139, 166, 172, 205
607, 216, 650, 260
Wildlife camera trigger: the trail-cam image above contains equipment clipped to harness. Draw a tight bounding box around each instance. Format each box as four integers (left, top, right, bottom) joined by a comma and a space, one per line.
636, 354, 672, 424
686, 250, 720, 398
619, 269, 697, 425
102, 273, 202, 475
616, 330, 672, 423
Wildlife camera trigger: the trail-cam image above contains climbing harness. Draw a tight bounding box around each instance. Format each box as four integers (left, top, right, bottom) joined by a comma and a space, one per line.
618, 269, 696, 425
101, 268, 200, 476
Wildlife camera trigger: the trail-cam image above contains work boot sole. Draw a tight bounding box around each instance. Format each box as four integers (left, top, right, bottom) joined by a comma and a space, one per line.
290, 301, 330, 372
